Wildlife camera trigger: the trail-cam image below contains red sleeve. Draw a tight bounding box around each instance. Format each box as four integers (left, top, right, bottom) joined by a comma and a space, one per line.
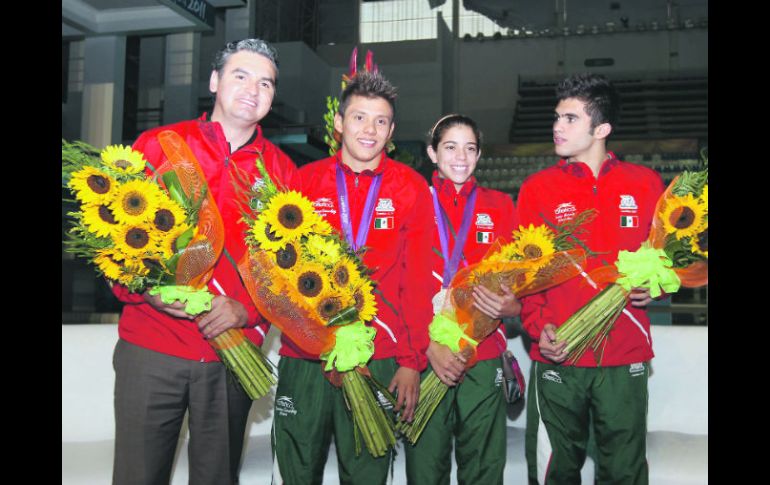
395, 181, 434, 371
515, 180, 555, 340
110, 281, 145, 304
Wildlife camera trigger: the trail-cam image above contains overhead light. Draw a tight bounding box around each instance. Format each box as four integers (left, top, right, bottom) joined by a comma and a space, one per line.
576, 24, 585, 35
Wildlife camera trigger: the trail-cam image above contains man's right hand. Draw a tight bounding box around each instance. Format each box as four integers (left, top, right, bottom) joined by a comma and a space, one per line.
538, 323, 568, 363
426, 341, 467, 387
143, 290, 195, 320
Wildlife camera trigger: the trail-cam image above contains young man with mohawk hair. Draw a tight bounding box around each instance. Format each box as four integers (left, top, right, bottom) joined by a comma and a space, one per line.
271, 70, 434, 485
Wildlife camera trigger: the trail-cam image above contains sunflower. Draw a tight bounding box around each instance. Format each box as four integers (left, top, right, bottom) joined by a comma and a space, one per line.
293, 261, 330, 300
114, 222, 160, 258
252, 217, 287, 251
511, 224, 557, 260
81, 202, 120, 238
151, 197, 187, 233
110, 180, 163, 225
352, 280, 377, 322
260, 191, 318, 241
68, 166, 117, 205
303, 234, 343, 267
484, 242, 521, 264
101, 144, 147, 175
661, 194, 707, 240
698, 184, 708, 211
331, 257, 361, 288
159, 223, 194, 259
311, 217, 334, 236
94, 249, 124, 281
275, 242, 302, 271
315, 291, 345, 322
693, 228, 708, 258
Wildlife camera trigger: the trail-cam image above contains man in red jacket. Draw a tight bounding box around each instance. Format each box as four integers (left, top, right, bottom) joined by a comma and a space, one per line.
271, 71, 434, 484
518, 73, 664, 485
110, 39, 300, 485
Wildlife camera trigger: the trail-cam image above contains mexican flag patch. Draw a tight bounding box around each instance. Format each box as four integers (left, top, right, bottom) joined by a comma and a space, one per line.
620, 215, 638, 228
476, 231, 493, 243
374, 217, 394, 229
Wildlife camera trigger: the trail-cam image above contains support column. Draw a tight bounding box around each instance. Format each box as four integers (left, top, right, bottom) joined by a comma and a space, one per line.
163, 32, 201, 124
81, 36, 126, 147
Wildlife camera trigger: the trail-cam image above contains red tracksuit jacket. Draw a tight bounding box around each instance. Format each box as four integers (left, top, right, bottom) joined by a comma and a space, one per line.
112, 115, 301, 362
516, 153, 665, 367
430, 172, 518, 361
283, 153, 434, 371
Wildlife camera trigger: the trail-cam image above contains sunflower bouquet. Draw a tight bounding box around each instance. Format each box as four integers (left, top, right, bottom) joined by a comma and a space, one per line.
235, 159, 397, 458
397, 213, 594, 444
555, 164, 709, 365
62, 132, 275, 399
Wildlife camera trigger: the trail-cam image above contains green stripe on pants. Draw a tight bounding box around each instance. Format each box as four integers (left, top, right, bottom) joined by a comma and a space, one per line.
271, 357, 397, 485
404, 359, 507, 485
525, 361, 650, 485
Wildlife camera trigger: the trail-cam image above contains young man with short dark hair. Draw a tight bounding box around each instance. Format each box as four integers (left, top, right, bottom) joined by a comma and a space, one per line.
518, 73, 664, 485
271, 70, 434, 485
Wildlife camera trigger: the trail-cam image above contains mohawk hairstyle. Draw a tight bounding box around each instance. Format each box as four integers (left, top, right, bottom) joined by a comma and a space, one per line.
338, 70, 398, 120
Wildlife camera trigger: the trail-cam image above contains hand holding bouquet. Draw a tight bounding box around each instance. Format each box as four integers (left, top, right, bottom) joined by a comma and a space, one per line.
397, 212, 594, 444
62, 132, 275, 399
555, 163, 708, 364
236, 160, 397, 458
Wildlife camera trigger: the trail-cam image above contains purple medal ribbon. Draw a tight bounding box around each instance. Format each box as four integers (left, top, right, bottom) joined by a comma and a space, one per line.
430, 185, 478, 288
336, 164, 384, 251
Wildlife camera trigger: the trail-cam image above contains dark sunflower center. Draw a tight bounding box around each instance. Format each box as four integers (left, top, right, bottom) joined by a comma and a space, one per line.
277, 204, 303, 229
523, 244, 543, 259
265, 223, 282, 242
123, 192, 148, 216
142, 257, 163, 271
114, 159, 132, 170
353, 290, 364, 311
672, 207, 695, 229
154, 209, 176, 232
126, 228, 150, 249
276, 244, 298, 269
318, 297, 342, 319
98, 205, 117, 224
333, 265, 350, 286
87, 174, 111, 194
696, 229, 708, 252
298, 271, 323, 297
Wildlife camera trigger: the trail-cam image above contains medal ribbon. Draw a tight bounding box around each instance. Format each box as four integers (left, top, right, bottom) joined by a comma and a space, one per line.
430, 185, 478, 288
336, 164, 384, 251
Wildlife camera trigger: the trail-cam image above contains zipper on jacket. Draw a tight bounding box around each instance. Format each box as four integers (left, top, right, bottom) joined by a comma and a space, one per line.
593, 184, 597, 195
453, 195, 458, 206
355, 174, 359, 188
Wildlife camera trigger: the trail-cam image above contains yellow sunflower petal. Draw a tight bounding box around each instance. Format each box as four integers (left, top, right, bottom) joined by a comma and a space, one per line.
303, 234, 343, 267
353, 280, 377, 322
68, 166, 118, 205
81, 202, 121, 238
110, 179, 162, 225
101, 144, 147, 175
261, 191, 319, 241
661, 193, 707, 240
512, 224, 557, 260
113, 222, 161, 258
252, 216, 289, 251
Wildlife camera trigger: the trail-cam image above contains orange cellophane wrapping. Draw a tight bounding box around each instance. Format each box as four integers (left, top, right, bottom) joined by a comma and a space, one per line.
155, 131, 248, 347
443, 240, 587, 367
237, 250, 336, 357
156, 130, 224, 289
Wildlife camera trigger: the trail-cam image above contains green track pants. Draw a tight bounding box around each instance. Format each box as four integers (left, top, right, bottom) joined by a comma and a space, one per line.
525, 361, 650, 485
271, 357, 397, 485
404, 359, 507, 485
